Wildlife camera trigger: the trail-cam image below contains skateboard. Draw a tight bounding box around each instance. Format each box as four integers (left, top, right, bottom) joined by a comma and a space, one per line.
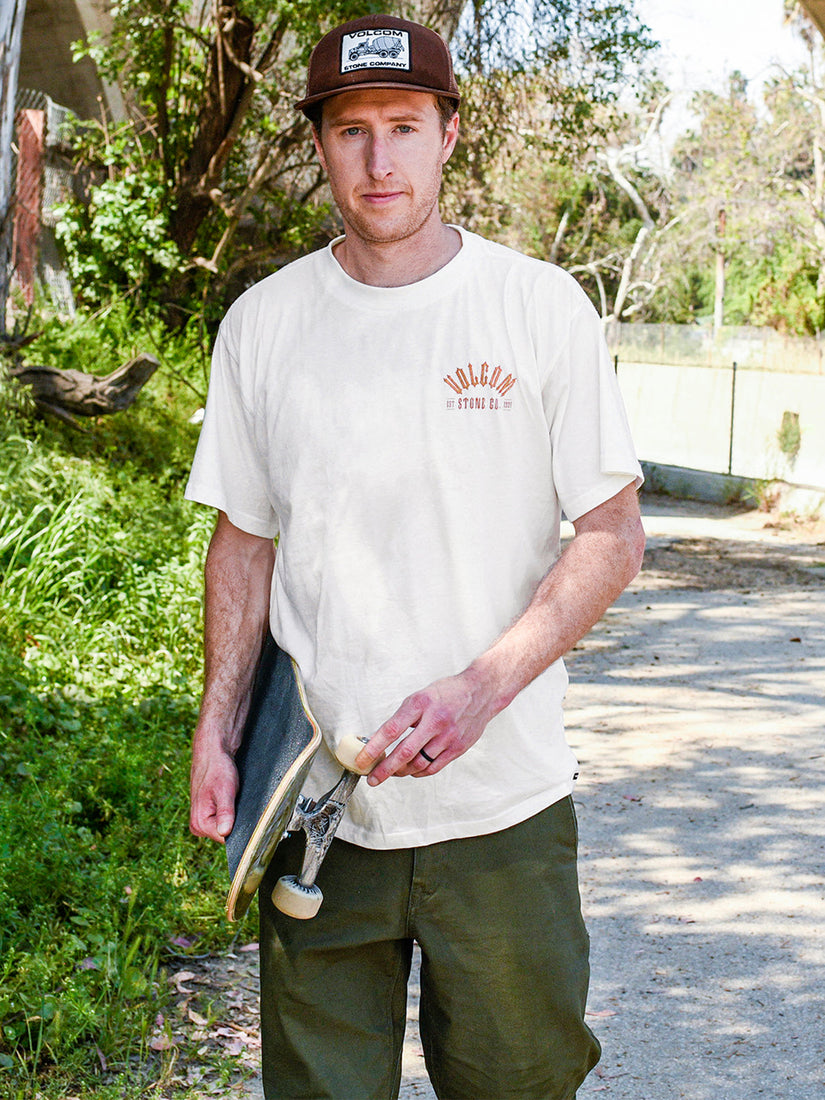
225, 634, 373, 922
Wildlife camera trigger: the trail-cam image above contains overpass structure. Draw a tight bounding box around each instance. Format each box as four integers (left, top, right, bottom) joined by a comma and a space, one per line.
19, 0, 123, 120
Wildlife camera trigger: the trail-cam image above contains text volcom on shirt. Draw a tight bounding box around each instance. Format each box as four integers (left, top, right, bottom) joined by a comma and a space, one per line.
444, 362, 517, 410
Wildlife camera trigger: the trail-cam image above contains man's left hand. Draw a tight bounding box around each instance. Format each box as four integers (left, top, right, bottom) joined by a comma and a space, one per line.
355, 666, 502, 785
355, 484, 644, 786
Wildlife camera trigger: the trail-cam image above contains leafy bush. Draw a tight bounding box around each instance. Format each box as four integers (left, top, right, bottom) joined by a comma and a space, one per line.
55, 173, 184, 304
0, 314, 234, 1094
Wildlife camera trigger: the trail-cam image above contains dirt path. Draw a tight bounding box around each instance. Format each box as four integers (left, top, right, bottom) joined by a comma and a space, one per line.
572, 498, 825, 1099
163, 495, 825, 1098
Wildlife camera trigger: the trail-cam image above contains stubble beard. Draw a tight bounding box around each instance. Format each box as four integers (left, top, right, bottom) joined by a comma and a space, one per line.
342, 197, 441, 245
335, 162, 445, 247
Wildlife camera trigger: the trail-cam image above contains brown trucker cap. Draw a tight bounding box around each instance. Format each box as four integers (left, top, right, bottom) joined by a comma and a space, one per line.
294, 13, 460, 115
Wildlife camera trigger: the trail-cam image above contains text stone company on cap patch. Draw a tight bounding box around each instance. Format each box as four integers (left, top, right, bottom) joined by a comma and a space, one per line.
340, 29, 412, 73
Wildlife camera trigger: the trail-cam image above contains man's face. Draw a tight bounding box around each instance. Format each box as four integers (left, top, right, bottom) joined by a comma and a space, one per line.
313, 88, 459, 248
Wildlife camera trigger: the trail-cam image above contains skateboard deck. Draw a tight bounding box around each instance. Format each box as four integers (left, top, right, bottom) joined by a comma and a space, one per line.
225, 635, 373, 922
225, 635, 322, 922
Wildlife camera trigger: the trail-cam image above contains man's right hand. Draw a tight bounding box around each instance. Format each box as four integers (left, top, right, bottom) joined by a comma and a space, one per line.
190, 746, 239, 843
189, 512, 275, 843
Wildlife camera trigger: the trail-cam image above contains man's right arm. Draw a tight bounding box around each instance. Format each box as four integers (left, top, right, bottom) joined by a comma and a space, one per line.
189, 511, 276, 843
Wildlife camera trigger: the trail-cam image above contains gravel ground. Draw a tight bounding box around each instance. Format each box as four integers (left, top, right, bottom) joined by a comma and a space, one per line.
569, 497, 825, 1099
181, 494, 825, 1099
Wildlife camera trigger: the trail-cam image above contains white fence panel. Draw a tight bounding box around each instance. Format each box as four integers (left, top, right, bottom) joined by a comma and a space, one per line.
616, 360, 825, 490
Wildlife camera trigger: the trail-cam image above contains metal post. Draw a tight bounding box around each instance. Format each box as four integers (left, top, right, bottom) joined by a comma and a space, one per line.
1, 0, 28, 334
728, 361, 737, 475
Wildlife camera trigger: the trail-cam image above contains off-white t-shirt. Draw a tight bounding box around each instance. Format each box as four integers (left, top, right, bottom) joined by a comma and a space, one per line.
186, 228, 642, 848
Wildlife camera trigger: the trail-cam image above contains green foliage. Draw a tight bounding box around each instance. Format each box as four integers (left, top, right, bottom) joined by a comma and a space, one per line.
21, 296, 207, 387
443, 2, 657, 234
777, 410, 802, 463
0, 313, 233, 1093
42, 0, 825, 336
54, 174, 183, 303
463, 30, 825, 334
52, 0, 660, 322
746, 248, 825, 336
57, 0, 376, 319
656, 61, 825, 334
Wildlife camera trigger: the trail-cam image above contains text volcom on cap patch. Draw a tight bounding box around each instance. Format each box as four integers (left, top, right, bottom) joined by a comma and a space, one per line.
340, 28, 412, 74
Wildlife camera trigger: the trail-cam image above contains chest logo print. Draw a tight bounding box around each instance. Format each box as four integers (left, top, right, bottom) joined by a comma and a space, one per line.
443, 362, 517, 411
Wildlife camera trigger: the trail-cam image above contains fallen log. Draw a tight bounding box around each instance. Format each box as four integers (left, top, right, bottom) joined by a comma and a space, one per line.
8, 354, 160, 421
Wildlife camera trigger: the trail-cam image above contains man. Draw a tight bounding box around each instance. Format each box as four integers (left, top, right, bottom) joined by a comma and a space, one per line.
187, 13, 645, 1099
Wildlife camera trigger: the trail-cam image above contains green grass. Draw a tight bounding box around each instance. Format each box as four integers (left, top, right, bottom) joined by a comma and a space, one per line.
0, 313, 243, 1095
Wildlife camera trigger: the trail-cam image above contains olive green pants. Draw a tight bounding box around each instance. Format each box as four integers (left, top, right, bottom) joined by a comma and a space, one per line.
259, 796, 600, 1100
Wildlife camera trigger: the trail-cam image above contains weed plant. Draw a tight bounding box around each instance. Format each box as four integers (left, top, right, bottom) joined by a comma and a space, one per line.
0, 309, 239, 1095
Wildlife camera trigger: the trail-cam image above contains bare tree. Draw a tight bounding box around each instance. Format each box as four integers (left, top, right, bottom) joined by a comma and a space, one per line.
566, 97, 679, 324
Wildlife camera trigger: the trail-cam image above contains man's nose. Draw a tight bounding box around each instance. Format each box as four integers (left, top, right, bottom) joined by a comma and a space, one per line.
367, 135, 393, 179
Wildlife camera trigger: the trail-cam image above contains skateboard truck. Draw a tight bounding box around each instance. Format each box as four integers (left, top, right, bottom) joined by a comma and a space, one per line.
272, 770, 361, 919
271, 733, 377, 919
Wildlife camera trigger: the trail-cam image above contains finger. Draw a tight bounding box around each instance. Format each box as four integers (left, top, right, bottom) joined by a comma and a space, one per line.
191, 784, 236, 842
374, 697, 462, 781
398, 741, 459, 778
207, 825, 228, 844
198, 807, 231, 844
368, 728, 439, 784
393, 745, 438, 777
215, 806, 235, 838
355, 696, 425, 773
190, 805, 221, 842
415, 747, 455, 776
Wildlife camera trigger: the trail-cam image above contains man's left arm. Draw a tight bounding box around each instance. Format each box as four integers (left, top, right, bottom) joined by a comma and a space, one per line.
357, 483, 645, 784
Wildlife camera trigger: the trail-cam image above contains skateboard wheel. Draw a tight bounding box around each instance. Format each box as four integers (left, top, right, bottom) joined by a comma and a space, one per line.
335, 733, 383, 775
272, 875, 323, 919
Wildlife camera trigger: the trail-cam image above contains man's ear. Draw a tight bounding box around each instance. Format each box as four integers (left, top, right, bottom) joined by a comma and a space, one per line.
312, 127, 328, 172
442, 112, 460, 164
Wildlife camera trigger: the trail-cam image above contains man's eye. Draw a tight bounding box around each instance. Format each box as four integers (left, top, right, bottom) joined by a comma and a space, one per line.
396, 125, 414, 134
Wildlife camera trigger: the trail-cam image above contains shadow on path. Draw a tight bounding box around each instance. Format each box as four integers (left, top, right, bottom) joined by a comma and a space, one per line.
570, 540, 825, 1099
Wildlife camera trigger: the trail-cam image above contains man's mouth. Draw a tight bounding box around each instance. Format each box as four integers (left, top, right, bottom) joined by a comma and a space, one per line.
361, 191, 405, 204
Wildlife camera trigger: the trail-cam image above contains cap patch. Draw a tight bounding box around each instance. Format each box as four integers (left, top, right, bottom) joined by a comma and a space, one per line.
340, 28, 412, 74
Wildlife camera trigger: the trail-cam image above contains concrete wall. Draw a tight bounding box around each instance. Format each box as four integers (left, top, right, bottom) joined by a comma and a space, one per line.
608, 323, 825, 494
617, 360, 825, 491
19, 0, 123, 119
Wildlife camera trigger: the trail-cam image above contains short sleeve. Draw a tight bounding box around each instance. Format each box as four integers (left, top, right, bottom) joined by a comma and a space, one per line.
184, 324, 279, 538
542, 284, 643, 522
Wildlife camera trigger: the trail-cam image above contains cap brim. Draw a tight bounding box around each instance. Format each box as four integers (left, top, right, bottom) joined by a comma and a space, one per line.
295, 82, 460, 112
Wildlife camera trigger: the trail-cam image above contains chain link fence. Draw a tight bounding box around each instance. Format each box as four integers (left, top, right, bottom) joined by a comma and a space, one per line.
7, 87, 75, 317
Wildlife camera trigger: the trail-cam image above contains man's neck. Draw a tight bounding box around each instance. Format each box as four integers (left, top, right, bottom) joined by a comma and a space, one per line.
333, 222, 461, 288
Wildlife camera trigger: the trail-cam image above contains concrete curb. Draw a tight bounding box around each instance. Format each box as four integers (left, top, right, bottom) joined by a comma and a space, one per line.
641, 461, 825, 514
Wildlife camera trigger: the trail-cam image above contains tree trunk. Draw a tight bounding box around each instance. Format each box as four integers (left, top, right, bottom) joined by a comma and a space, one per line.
9, 354, 160, 422
1, 0, 27, 336
713, 250, 725, 333
170, 9, 255, 255
714, 206, 727, 334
